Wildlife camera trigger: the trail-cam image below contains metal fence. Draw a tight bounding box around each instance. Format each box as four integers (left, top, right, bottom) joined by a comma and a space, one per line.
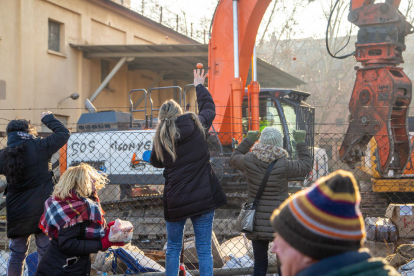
0, 126, 414, 275
127, 0, 209, 44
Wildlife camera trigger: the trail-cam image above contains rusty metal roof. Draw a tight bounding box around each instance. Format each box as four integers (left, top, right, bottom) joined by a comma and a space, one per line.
70, 44, 306, 88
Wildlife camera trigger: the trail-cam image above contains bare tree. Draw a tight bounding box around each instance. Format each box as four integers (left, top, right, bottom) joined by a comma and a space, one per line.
403, 0, 414, 25
257, 0, 308, 54
257, 0, 357, 134
258, 0, 279, 47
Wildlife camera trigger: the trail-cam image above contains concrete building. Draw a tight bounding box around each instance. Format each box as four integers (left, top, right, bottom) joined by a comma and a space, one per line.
0, 0, 198, 131
0, 0, 303, 132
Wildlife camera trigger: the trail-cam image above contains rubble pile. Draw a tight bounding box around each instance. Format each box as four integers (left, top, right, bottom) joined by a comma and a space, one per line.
90, 232, 280, 275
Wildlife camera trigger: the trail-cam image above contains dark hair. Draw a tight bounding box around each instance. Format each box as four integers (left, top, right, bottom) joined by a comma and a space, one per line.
1, 119, 37, 183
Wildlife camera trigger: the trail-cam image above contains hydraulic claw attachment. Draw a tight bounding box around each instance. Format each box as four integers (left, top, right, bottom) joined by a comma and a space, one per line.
339, 0, 414, 176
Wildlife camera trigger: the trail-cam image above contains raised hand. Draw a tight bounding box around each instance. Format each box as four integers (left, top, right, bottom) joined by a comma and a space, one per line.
41, 111, 52, 119
194, 69, 208, 87
247, 131, 260, 143
293, 130, 306, 143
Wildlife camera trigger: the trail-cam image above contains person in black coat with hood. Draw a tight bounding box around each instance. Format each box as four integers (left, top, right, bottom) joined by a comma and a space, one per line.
0, 112, 70, 276
150, 69, 227, 276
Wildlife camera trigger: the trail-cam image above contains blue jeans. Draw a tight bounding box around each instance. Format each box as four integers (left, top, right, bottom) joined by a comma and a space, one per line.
165, 210, 215, 276
7, 232, 49, 276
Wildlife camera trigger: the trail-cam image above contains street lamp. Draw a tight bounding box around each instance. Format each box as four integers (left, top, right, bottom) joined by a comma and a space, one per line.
58, 93, 79, 106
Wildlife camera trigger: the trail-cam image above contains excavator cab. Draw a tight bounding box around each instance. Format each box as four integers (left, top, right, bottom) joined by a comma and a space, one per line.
242, 89, 315, 158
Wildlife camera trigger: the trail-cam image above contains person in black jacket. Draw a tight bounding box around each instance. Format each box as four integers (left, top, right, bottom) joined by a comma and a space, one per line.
150, 69, 227, 276
36, 163, 124, 276
0, 112, 70, 276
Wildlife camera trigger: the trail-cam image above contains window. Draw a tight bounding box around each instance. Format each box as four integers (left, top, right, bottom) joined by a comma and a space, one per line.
242, 97, 283, 134
48, 20, 62, 52
282, 103, 296, 134
41, 115, 68, 133
101, 60, 110, 89
0, 80, 5, 100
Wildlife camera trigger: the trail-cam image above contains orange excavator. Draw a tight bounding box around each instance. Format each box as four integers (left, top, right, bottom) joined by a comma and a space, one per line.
207, 0, 413, 175
205, 0, 316, 187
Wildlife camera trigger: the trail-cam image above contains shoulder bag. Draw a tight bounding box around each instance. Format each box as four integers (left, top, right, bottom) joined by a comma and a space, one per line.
235, 159, 277, 233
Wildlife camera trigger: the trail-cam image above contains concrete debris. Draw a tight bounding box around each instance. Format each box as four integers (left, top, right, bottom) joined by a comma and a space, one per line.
220, 235, 277, 266
220, 235, 251, 260
183, 231, 224, 268
364, 240, 395, 258
386, 244, 414, 268
222, 255, 254, 276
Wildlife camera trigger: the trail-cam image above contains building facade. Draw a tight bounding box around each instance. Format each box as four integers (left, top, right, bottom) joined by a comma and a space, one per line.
0, 0, 196, 132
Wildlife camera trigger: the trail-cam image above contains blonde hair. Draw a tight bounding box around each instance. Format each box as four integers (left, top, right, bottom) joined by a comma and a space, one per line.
153, 99, 205, 162
53, 163, 108, 200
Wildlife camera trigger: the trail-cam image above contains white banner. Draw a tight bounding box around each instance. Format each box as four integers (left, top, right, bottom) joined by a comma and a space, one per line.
67, 130, 163, 175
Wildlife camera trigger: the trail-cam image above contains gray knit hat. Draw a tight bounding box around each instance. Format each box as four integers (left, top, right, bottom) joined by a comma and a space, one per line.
259, 127, 283, 147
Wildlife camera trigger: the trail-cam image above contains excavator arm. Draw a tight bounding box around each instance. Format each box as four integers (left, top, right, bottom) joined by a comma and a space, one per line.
339, 0, 414, 176
208, 0, 272, 145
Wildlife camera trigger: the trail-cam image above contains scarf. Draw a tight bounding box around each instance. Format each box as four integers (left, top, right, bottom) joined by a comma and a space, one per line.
7, 131, 35, 147
39, 190, 106, 240
251, 143, 288, 163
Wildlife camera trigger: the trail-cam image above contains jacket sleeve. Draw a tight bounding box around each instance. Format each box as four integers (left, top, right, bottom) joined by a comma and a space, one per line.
229, 138, 254, 172
285, 142, 313, 179
196, 84, 216, 130
150, 146, 164, 168
58, 224, 102, 256
39, 114, 71, 156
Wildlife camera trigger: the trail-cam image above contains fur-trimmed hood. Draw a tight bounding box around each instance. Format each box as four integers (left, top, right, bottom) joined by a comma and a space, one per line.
251, 143, 288, 163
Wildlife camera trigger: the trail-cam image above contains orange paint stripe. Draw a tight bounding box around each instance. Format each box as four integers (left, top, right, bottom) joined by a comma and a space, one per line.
289, 201, 363, 240
59, 144, 67, 175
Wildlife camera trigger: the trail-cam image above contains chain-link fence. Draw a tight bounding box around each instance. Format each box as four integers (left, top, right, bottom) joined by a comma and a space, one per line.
1, 120, 414, 275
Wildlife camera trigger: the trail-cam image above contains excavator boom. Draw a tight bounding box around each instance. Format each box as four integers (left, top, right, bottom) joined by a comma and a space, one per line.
208, 0, 271, 144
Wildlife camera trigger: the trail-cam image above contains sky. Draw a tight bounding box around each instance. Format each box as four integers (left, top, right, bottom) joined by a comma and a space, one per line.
131, 0, 413, 42
131, 0, 330, 39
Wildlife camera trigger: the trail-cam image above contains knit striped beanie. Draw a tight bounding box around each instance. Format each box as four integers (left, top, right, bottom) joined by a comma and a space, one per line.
270, 170, 365, 259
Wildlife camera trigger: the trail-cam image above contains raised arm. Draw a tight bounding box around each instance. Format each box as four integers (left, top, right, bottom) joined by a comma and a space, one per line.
196, 84, 216, 130
193, 69, 215, 130
230, 131, 260, 171
285, 130, 312, 179
39, 112, 70, 156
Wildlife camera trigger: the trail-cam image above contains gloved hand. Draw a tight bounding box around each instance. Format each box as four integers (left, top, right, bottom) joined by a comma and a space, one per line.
246, 131, 260, 143
293, 130, 306, 144
101, 221, 125, 251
